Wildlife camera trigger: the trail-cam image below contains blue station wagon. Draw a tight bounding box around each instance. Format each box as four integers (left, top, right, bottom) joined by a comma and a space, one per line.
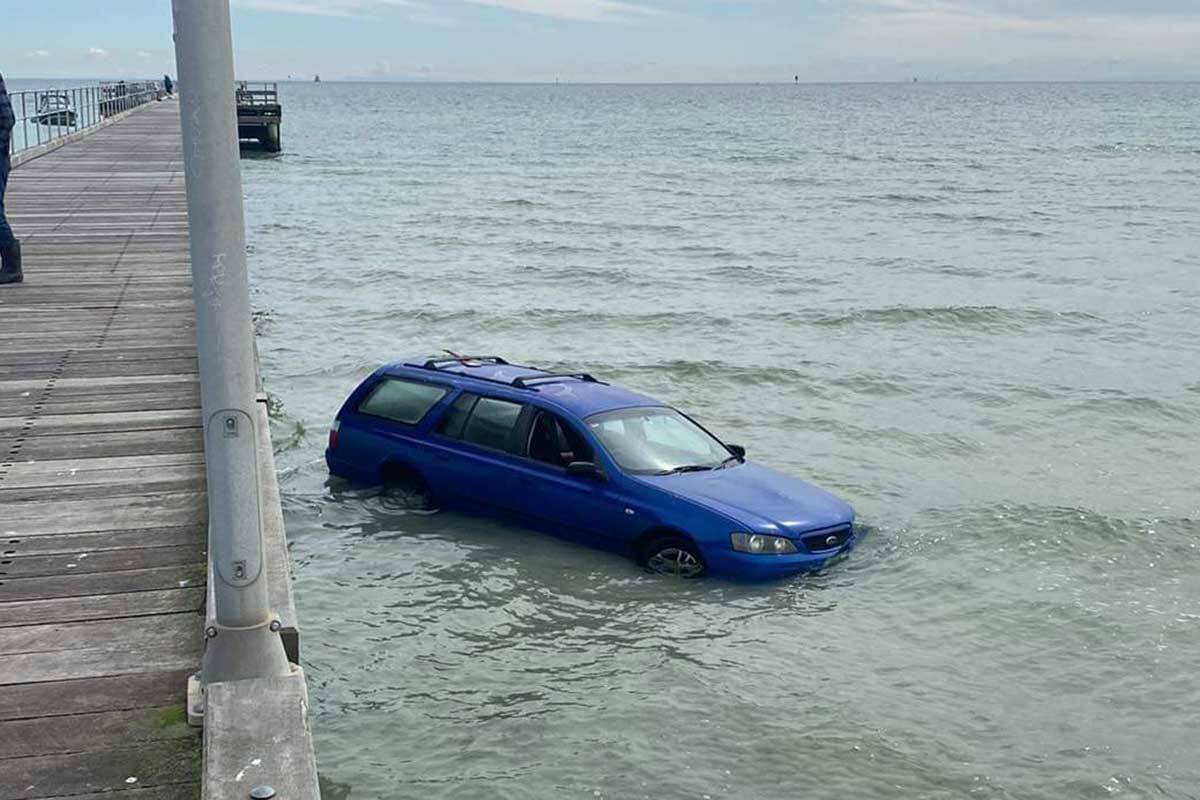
326, 356, 857, 579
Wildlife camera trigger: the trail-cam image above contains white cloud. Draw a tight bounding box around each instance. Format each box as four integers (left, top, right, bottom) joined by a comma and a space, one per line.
27, 49, 50, 58
461, 0, 657, 22
223, 0, 1200, 79
87, 47, 110, 58
233, 0, 419, 15
836, 0, 1200, 75
235, 0, 655, 22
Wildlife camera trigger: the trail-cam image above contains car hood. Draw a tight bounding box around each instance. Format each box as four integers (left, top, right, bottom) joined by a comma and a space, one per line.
636, 461, 854, 534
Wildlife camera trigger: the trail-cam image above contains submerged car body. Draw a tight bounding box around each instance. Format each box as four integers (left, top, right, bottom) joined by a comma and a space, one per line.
326, 356, 857, 579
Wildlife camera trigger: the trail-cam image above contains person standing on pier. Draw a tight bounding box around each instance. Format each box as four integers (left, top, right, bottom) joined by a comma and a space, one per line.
0, 70, 22, 285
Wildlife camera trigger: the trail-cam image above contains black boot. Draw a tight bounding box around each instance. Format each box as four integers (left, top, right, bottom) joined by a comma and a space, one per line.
0, 241, 22, 285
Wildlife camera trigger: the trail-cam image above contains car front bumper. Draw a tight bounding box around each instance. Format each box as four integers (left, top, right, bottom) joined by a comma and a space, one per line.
704, 529, 859, 580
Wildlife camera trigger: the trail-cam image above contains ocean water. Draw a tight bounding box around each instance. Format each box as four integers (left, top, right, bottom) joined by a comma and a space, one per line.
239, 82, 1200, 799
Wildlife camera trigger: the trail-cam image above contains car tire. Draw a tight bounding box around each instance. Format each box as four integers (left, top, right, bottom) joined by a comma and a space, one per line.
640, 534, 706, 578
380, 464, 434, 512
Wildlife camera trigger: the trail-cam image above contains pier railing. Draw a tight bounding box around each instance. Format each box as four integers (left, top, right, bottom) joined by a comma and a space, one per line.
235, 81, 278, 107
5, 80, 162, 158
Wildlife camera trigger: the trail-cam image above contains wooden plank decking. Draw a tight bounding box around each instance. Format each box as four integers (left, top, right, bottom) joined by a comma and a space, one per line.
0, 101, 205, 799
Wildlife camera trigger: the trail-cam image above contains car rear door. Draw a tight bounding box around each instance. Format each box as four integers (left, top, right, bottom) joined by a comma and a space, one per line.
423, 392, 528, 514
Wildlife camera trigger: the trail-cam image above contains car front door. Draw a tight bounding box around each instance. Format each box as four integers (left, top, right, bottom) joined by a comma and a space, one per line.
508, 408, 642, 548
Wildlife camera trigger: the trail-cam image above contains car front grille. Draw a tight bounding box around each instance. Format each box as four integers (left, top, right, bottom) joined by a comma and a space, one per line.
801, 524, 853, 553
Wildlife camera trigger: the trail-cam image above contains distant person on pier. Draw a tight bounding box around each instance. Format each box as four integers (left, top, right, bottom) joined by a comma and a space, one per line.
0, 71, 22, 285
163, 74, 174, 95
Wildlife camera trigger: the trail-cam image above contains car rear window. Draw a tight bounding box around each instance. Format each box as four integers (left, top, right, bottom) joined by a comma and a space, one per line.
358, 378, 448, 425
461, 397, 523, 453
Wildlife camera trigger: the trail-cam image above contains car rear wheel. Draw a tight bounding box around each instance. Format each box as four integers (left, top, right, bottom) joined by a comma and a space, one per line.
380, 464, 434, 512
641, 535, 706, 578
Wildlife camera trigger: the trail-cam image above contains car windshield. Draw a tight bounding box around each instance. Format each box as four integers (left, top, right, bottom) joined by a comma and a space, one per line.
587, 407, 731, 475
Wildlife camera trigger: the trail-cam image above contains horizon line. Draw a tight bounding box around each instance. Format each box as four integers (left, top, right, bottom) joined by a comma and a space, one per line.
8, 76, 1200, 86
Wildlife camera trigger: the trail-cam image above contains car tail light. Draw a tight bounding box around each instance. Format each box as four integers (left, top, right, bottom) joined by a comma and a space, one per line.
328, 419, 340, 450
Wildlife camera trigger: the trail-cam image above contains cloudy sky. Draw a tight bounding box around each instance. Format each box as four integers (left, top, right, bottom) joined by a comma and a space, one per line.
4, 0, 1199, 82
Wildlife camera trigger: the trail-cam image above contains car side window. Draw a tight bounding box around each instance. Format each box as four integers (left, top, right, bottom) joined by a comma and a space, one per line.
527, 410, 593, 468
436, 392, 478, 438
459, 397, 524, 454
358, 378, 448, 425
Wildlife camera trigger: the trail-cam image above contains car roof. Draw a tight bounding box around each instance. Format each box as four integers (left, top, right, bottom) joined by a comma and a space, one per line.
380, 356, 665, 419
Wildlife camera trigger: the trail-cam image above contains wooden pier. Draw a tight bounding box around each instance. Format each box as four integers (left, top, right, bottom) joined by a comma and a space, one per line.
0, 101, 316, 798
235, 83, 282, 153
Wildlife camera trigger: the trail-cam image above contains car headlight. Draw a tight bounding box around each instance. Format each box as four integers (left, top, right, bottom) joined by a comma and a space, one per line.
730, 533, 798, 555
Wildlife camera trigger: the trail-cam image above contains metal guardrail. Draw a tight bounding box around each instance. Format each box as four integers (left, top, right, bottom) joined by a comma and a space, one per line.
235, 81, 278, 107
6, 80, 163, 158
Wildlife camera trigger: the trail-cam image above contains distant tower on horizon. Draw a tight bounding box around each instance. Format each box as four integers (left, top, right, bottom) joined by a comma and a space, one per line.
314, 73, 321, 83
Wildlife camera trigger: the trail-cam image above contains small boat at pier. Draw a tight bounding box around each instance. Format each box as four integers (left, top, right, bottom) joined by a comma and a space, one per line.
36, 93, 77, 126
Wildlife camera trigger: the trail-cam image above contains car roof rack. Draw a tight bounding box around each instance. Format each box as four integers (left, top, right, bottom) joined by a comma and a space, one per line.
422, 354, 510, 370
511, 373, 604, 389
406, 355, 605, 393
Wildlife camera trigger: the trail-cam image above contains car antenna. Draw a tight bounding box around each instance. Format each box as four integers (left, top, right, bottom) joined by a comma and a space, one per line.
443, 349, 482, 367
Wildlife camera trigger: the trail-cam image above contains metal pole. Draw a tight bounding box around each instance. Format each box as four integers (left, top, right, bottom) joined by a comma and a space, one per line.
171, 0, 289, 684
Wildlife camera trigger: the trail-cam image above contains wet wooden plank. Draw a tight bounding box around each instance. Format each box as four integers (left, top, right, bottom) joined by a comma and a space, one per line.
0, 493, 206, 536
0, 706, 197, 759
0, 409, 201, 435
0, 395, 200, 417
0, 477, 206, 504
0, 614, 201, 658
9, 428, 204, 461
0, 740, 201, 800
0, 454, 204, 489
0, 544, 207, 579
0, 636, 201, 686
0, 345, 199, 365
0, 587, 206, 628
0, 564, 207, 603
0, 525, 202, 557
0, 378, 198, 399
32, 784, 201, 800
0, 671, 191, 722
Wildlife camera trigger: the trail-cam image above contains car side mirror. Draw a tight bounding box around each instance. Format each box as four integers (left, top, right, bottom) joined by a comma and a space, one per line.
567, 461, 606, 481
727, 444, 746, 460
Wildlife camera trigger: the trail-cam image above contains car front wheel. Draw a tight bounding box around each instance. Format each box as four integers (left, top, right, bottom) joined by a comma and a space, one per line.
641, 535, 706, 578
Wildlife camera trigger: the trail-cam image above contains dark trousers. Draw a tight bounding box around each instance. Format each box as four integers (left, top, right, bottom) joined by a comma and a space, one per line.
0, 153, 16, 249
